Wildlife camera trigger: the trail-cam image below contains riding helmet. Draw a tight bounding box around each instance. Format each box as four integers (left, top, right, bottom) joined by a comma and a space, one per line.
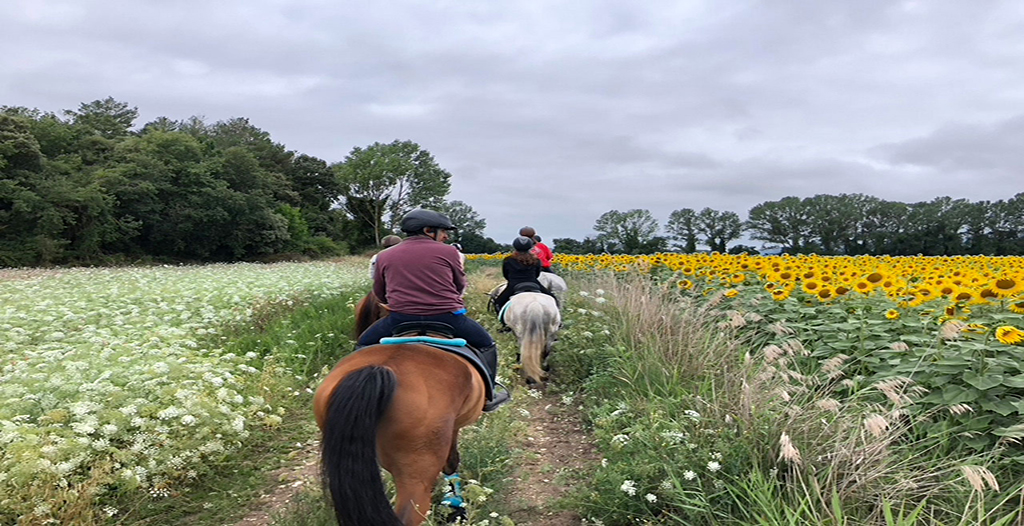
512, 236, 535, 252
400, 209, 456, 234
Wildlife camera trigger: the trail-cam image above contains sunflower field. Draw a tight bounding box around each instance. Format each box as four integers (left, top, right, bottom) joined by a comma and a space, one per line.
470, 251, 1024, 524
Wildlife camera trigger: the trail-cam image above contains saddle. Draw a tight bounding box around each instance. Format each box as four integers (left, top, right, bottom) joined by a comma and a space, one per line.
373, 322, 495, 401
512, 282, 542, 294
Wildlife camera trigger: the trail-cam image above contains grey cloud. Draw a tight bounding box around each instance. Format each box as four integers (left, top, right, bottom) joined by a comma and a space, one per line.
873, 115, 1024, 174
4, 0, 1024, 244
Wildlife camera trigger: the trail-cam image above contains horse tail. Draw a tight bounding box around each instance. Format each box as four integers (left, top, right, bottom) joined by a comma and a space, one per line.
320, 365, 403, 526
519, 299, 550, 384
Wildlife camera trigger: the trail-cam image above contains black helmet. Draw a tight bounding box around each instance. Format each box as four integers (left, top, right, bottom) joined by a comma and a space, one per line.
400, 209, 455, 234
512, 236, 535, 252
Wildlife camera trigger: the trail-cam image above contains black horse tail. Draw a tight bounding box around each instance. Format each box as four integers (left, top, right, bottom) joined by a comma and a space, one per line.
320, 365, 403, 526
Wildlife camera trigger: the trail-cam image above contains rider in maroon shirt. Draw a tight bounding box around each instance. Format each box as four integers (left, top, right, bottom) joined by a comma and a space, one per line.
359, 208, 509, 411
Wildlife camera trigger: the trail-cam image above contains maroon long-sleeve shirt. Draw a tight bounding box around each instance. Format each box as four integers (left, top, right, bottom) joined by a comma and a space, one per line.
372, 236, 467, 315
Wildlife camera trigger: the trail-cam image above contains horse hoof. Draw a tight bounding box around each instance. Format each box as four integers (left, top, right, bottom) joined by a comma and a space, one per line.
446, 507, 468, 523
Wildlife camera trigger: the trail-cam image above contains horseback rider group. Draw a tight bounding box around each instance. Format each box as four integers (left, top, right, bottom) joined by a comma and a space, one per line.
358, 209, 560, 413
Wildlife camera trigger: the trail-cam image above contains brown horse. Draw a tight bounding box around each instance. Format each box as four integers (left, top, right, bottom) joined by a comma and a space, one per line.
353, 290, 388, 338
315, 312, 486, 525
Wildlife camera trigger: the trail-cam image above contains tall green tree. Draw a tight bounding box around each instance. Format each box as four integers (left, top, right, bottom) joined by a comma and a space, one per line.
593, 209, 666, 254
334, 140, 451, 246
857, 198, 908, 255
64, 97, 138, 140
696, 207, 743, 253
435, 200, 486, 244
804, 194, 863, 254
552, 237, 603, 254
665, 208, 700, 253
286, 153, 345, 239
746, 196, 810, 253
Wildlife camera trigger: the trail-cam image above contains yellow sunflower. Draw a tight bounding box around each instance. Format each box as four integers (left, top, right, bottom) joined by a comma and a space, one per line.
992, 277, 1023, 298
725, 288, 740, 298
885, 309, 900, 320
963, 323, 989, 334
995, 326, 1024, 345
771, 289, 791, 301
677, 279, 694, 291
1008, 299, 1024, 314
801, 279, 822, 295
853, 280, 874, 294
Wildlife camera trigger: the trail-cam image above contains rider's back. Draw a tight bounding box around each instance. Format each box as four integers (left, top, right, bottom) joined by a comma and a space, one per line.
374, 237, 466, 315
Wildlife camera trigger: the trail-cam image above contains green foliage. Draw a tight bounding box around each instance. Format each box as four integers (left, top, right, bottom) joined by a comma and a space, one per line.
334, 139, 452, 247
593, 209, 667, 254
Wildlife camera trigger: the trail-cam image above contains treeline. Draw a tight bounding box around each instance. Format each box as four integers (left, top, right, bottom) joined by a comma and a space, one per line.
553, 194, 1024, 256
0, 98, 499, 267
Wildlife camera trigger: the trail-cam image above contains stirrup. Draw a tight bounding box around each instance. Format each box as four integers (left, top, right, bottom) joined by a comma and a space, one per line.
483, 382, 511, 412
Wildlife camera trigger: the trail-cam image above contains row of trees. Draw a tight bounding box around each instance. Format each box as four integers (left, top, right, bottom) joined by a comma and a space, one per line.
6, 98, 1023, 264
0, 98, 499, 266
554, 193, 1024, 256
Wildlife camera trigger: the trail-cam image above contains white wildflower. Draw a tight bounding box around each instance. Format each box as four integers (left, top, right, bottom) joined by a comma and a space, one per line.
707, 461, 721, 472
620, 479, 637, 496
683, 470, 697, 480
645, 493, 657, 503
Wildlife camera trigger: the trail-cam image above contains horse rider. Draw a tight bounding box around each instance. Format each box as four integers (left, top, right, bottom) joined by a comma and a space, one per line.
492, 236, 557, 318
519, 226, 555, 273
368, 234, 403, 280
531, 234, 555, 273
359, 208, 510, 411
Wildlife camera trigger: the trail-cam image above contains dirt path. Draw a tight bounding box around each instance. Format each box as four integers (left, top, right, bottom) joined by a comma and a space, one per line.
233, 268, 599, 525
232, 443, 320, 526
501, 390, 599, 526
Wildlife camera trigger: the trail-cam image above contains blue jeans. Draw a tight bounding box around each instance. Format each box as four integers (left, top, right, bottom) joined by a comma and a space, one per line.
357, 312, 495, 349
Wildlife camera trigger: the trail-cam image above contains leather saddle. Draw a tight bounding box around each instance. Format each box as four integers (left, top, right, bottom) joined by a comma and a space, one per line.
377, 322, 495, 401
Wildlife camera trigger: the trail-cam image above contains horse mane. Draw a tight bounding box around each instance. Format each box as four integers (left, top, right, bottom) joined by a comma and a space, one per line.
354, 291, 386, 338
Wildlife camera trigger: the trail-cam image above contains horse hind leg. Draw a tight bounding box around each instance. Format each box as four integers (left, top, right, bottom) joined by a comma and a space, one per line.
387, 427, 454, 525
443, 434, 460, 475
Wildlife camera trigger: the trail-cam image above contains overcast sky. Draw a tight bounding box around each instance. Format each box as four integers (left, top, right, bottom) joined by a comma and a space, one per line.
3, 0, 1024, 244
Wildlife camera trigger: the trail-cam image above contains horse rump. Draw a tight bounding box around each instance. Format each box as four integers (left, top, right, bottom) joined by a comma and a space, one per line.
320, 365, 403, 526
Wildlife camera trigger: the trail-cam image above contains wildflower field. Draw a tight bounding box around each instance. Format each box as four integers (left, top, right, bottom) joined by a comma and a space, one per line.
467, 251, 1024, 525
0, 262, 368, 525
8, 252, 1024, 525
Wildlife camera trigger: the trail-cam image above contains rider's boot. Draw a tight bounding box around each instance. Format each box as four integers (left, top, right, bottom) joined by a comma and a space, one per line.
479, 344, 511, 412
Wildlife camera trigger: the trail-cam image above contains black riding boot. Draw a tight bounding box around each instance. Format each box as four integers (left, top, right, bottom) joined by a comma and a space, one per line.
479, 344, 510, 412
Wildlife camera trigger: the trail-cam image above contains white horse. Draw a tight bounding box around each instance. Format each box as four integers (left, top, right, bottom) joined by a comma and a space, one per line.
502, 292, 561, 385
489, 272, 568, 309
538, 272, 568, 304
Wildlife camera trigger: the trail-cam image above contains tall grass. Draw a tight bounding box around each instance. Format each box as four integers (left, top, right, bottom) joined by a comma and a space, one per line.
552, 271, 1023, 525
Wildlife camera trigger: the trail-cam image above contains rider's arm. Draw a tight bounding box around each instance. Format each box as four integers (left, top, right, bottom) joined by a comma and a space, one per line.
373, 262, 387, 303
452, 254, 467, 297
